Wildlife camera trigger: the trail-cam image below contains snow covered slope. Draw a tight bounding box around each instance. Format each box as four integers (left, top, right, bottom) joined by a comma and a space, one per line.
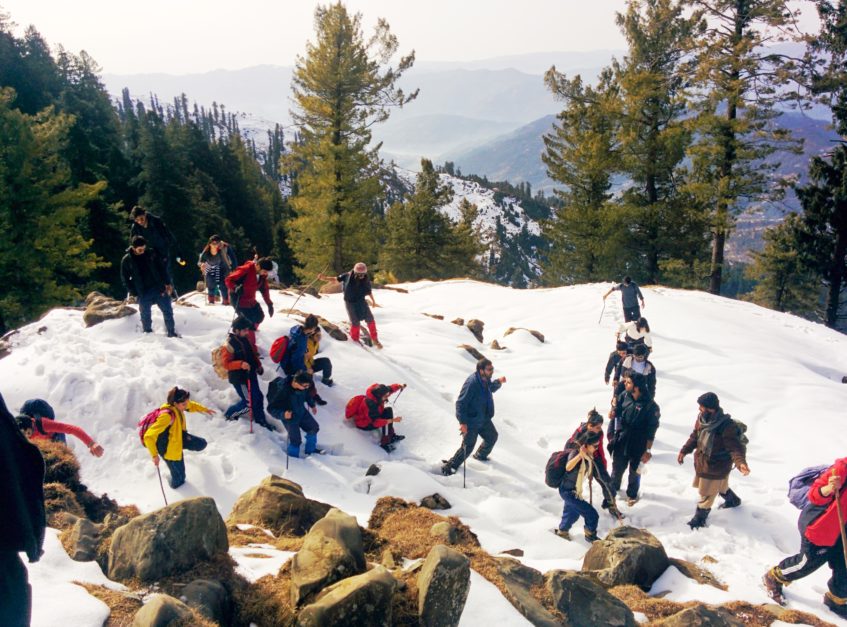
3, 281, 847, 625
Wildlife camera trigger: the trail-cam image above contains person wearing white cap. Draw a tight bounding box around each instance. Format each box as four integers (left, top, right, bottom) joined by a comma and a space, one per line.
319, 262, 381, 348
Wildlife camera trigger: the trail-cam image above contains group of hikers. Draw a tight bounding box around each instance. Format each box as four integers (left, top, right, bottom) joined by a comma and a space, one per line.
2, 237, 846, 623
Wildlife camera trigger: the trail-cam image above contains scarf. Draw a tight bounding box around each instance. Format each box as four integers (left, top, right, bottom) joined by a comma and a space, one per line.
476, 372, 495, 418
696, 410, 731, 459
574, 455, 594, 501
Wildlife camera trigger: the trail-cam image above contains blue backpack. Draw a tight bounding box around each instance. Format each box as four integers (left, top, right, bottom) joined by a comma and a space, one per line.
788, 465, 829, 510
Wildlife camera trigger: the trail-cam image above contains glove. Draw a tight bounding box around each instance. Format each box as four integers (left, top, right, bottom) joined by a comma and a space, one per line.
607, 438, 616, 454
267, 303, 274, 318
257, 365, 264, 375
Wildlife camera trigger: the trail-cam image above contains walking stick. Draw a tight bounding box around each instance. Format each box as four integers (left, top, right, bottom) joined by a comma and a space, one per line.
463, 441, 467, 489
833, 469, 847, 569
156, 465, 168, 507
288, 263, 330, 316
391, 386, 405, 408
247, 377, 254, 434
598, 299, 607, 324
285, 429, 290, 470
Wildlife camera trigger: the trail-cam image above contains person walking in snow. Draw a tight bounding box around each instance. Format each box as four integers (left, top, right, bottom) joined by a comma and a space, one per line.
608, 372, 660, 506
603, 276, 645, 322
677, 392, 749, 529
129, 205, 178, 280
604, 340, 629, 388
441, 358, 506, 476
617, 317, 652, 353
225, 257, 275, 348
267, 371, 321, 458
348, 383, 407, 453
565, 409, 623, 520
121, 236, 179, 337
16, 415, 104, 458
0, 392, 46, 627
198, 234, 237, 305
221, 316, 272, 430
614, 343, 657, 400
763, 457, 847, 619
143, 387, 214, 489
319, 262, 382, 348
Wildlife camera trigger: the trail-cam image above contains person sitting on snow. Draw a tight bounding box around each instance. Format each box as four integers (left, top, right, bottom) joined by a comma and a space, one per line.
347, 383, 406, 453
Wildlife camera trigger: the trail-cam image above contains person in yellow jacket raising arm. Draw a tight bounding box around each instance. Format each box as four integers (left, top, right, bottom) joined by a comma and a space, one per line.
143, 387, 215, 488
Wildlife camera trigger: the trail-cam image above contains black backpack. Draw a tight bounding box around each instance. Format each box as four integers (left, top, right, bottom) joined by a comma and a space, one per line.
545, 450, 568, 488
266, 377, 288, 413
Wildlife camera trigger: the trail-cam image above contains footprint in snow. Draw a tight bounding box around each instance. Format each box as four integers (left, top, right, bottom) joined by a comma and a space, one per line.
537, 437, 548, 448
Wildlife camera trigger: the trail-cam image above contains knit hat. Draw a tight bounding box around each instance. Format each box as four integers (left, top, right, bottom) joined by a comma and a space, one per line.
353, 262, 367, 274
697, 392, 720, 410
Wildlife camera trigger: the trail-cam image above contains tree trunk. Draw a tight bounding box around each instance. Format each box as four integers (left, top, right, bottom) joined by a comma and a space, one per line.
824, 230, 846, 328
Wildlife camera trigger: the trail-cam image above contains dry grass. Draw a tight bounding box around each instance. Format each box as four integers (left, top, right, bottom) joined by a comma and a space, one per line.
227, 524, 277, 547
44, 482, 84, 523
76, 583, 142, 626
233, 567, 296, 627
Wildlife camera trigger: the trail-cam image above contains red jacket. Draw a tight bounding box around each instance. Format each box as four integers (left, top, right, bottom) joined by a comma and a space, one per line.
805, 457, 847, 547
353, 384, 402, 429
225, 261, 271, 309
29, 418, 95, 448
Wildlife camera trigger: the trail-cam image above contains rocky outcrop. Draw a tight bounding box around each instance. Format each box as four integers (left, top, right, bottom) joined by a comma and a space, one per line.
108, 497, 228, 582
451, 318, 464, 326
458, 344, 486, 360
546, 570, 637, 627
67, 517, 99, 562
494, 557, 561, 627
424, 313, 444, 320
430, 522, 458, 545
420, 493, 451, 510
290, 508, 367, 606
490, 340, 506, 350
503, 327, 545, 343
418, 545, 470, 627
668, 557, 727, 591
466, 319, 485, 342
654, 604, 745, 626
227, 476, 332, 536
82, 292, 136, 328
297, 566, 397, 627
131, 594, 193, 627
181, 579, 231, 625
582, 526, 669, 589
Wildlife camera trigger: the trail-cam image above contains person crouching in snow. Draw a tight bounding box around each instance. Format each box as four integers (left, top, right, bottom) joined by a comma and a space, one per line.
554, 430, 617, 542
144, 387, 214, 488
349, 383, 407, 453
281, 314, 332, 405
319, 262, 381, 348
268, 371, 321, 458
677, 392, 749, 529
16, 414, 104, 458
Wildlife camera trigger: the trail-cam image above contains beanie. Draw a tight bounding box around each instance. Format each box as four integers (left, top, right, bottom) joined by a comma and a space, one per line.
697, 392, 720, 410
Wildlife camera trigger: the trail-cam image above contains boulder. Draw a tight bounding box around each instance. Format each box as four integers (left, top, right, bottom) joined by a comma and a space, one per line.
458, 344, 486, 361
297, 566, 396, 627
82, 292, 136, 328
424, 313, 444, 320
67, 517, 100, 562
420, 493, 451, 510
131, 594, 193, 627
582, 526, 669, 589
181, 579, 231, 624
418, 545, 471, 627
490, 339, 506, 350
0, 339, 10, 360
466, 319, 485, 342
546, 570, 637, 627
500, 548, 524, 557
668, 558, 727, 591
227, 475, 332, 536
318, 318, 347, 341
290, 508, 366, 606
108, 497, 228, 582
504, 327, 545, 343
494, 557, 561, 627
451, 318, 464, 326
654, 604, 745, 626
365, 464, 381, 477
430, 522, 458, 545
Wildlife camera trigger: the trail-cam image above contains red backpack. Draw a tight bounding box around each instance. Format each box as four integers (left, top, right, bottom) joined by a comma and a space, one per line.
137, 408, 171, 445
270, 336, 289, 364
345, 395, 367, 422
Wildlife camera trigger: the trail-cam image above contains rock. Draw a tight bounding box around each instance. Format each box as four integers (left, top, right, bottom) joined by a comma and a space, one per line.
702, 555, 718, 564
195, 280, 206, 292
654, 604, 744, 626
430, 522, 458, 545
842, 375, 847, 384
668, 557, 727, 591
131, 594, 193, 627
381, 548, 396, 569
0, 339, 10, 360
108, 497, 228, 582
500, 548, 524, 557
503, 327, 545, 343
319, 281, 343, 294
318, 318, 348, 342
494, 557, 561, 627
67, 517, 100, 562
181, 579, 231, 624
582, 526, 669, 589
365, 464, 381, 477
458, 344, 486, 361
418, 545, 471, 627
424, 313, 444, 320
297, 566, 396, 627
227, 475, 332, 536
546, 570, 637, 627
420, 493, 451, 510
451, 318, 465, 326
82, 292, 136, 328
466, 319, 485, 342
290, 508, 367, 606
490, 339, 506, 350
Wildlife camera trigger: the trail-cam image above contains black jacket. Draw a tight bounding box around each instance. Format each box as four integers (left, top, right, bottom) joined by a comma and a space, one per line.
604, 351, 623, 384
226, 333, 260, 386
121, 247, 170, 296
609, 392, 660, 458
130, 213, 176, 257
614, 356, 657, 399
0, 393, 46, 561
338, 272, 372, 303
560, 448, 615, 506
267, 377, 315, 418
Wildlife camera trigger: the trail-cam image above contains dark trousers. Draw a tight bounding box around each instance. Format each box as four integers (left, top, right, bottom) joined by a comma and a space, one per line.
227, 374, 268, 426
345, 300, 377, 342
447, 420, 498, 470
558, 487, 599, 532
623, 305, 641, 322
204, 265, 229, 303
611, 450, 642, 499
139, 287, 175, 334
282, 411, 320, 447
357, 407, 397, 445
312, 357, 332, 381
162, 434, 206, 489
777, 536, 847, 597
0, 550, 30, 627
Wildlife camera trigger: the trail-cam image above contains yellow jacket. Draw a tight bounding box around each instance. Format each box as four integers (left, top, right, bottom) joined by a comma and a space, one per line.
305, 335, 320, 370
144, 400, 211, 461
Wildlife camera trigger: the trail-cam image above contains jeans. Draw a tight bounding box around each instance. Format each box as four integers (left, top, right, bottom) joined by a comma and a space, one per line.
139, 287, 175, 334
446, 420, 498, 469
0, 550, 30, 627
161, 433, 206, 489
226, 374, 268, 425
558, 486, 599, 532
312, 357, 332, 381
281, 411, 320, 447
623, 305, 641, 322
611, 450, 642, 499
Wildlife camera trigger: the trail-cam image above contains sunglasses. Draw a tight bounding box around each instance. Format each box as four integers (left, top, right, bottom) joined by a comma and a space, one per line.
354, 272, 367, 278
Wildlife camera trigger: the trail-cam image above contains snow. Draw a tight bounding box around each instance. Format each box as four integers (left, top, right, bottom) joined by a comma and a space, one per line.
3, 280, 847, 625
229, 546, 295, 583
460, 570, 531, 626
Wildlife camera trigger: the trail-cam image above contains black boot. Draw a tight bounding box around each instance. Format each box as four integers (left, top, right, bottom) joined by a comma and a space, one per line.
719, 488, 741, 509
825, 591, 847, 618
687, 507, 710, 529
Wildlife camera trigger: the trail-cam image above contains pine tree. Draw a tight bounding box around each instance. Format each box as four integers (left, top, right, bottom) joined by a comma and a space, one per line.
287, 3, 416, 278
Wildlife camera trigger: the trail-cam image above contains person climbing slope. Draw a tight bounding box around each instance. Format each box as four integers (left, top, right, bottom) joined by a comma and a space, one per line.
319, 262, 382, 348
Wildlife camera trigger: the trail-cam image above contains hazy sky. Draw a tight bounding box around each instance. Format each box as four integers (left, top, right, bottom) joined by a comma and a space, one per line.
2, 0, 819, 75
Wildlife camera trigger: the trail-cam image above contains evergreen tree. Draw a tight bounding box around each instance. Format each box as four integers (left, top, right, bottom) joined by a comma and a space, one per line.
287, 2, 416, 277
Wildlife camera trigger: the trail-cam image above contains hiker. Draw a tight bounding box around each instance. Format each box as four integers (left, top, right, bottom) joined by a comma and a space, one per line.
441, 358, 506, 476
198, 234, 237, 305
277, 314, 332, 406
0, 392, 45, 627
142, 387, 214, 489
16, 415, 104, 457
763, 457, 847, 618
319, 262, 381, 348
267, 371, 321, 458
614, 343, 657, 400
221, 316, 272, 430
225, 256, 275, 348
617, 317, 652, 352
603, 276, 645, 322
129, 205, 178, 279
121, 236, 179, 337
604, 340, 629, 387
677, 392, 749, 529
608, 372, 660, 506
347, 383, 407, 453
554, 430, 619, 542
20, 399, 65, 444
567, 409, 609, 473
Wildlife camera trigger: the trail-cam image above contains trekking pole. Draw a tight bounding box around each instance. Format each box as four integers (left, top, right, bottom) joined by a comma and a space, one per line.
392, 386, 405, 408
288, 263, 330, 316
285, 430, 290, 471
247, 378, 254, 435
463, 441, 467, 489
598, 299, 606, 324
156, 465, 168, 507
833, 469, 847, 569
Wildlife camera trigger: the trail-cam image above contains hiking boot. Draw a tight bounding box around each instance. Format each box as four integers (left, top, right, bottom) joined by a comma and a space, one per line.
687, 507, 710, 530
626, 496, 639, 507
390, 434, 406, 443
824, 591, 847, 618
167, 331, 181, 338
763, 569, 786, 605
322, 377, 334, 387
305, 447, 326, 456
372, 339, 383, 349
473, 452, 490, 462
584, 529, 600, 543
256, 420, 276, 432
314, 396, 328, 406
441, 462, 456, 476
719, 488, 742, 509
226, 406, 250, 421
380, 443, 395, 453
553, 529, 571, 540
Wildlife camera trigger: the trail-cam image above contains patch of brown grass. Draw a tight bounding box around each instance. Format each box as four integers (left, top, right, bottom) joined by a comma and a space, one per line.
610, 585, 691, 622
228, 524, 277, 547
391, 568, 421, 626
44, 482, 84, 523
76, 583, 142, 626
274, 536, 306, 552
233, 570, 296, 627
722, 601, 836, 627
